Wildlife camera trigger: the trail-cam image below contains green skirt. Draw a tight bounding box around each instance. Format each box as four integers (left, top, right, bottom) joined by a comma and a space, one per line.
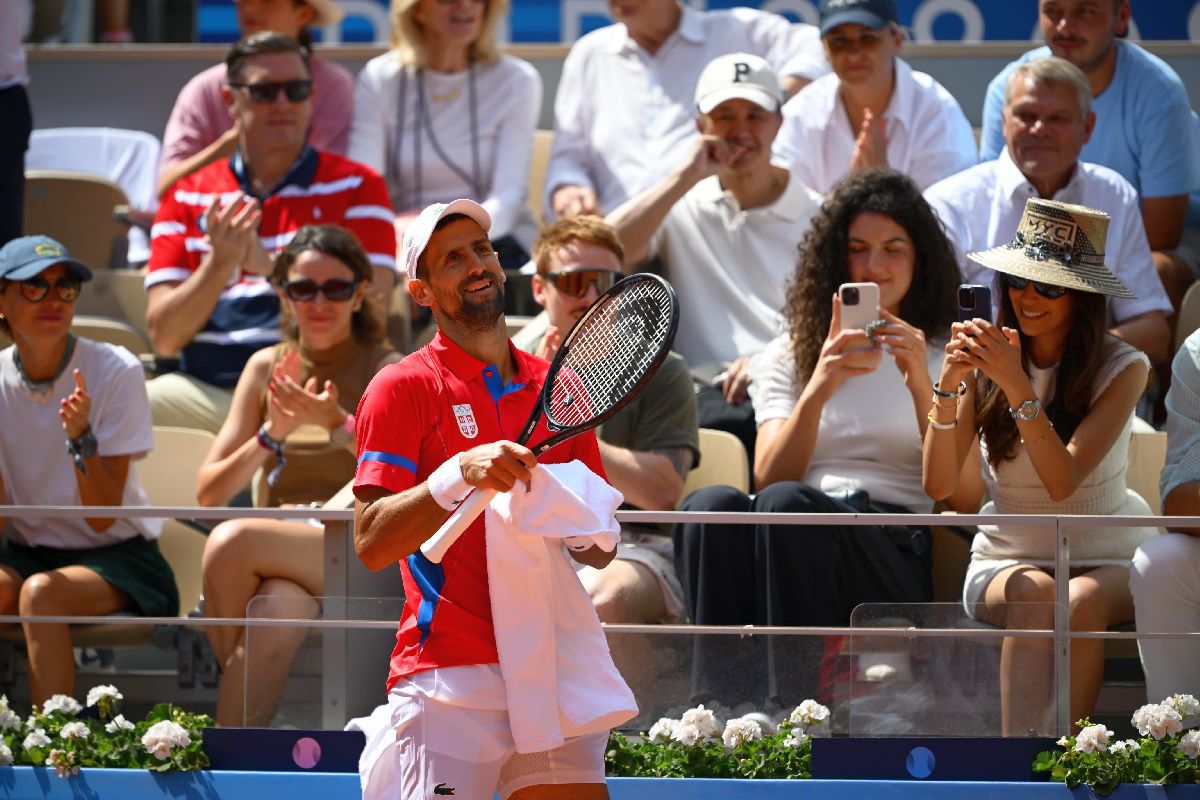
0, 536, 180, 618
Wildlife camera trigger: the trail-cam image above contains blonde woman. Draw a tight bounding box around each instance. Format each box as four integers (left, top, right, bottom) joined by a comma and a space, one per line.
349, 0, 542, 267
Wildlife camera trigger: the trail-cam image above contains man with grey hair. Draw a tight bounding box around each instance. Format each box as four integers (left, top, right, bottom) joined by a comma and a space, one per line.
925, 56, 1171, 364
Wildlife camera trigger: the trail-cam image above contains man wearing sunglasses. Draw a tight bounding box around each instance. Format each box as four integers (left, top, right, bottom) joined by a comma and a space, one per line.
925, 57, 1172, 366
147, 32, 397, 434
607, 53, 823, 460
514, 217, 698, 634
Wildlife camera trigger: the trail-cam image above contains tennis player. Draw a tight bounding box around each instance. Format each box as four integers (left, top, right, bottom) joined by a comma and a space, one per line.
351, 199, 617, 800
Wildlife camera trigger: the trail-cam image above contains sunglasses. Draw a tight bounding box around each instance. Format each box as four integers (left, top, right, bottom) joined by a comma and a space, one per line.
11, 276, 82, 303
542, 269, 620, 299
281, 278, 359, 303
1003, 274, 1069, 300
229, 79, 313, 104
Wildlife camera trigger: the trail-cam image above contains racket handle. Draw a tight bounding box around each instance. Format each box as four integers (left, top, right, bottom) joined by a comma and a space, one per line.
420, 487, 498, 563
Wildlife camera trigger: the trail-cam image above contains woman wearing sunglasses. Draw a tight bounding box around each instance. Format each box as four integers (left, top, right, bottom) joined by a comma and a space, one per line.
0, 236, 178, 704
349, 0, 541, 268
923, 198, 1155, 734
157, 0, 352, 198
197, 225, 400, 726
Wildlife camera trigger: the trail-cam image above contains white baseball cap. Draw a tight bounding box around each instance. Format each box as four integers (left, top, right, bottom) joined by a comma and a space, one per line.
694, 53, 783, 115
402, 199, 493, 280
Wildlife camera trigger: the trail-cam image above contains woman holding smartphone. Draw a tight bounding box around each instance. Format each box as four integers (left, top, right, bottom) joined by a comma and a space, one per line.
197, 225, 399, 727
923, 198, 1153, 734
675, 170, 964, 707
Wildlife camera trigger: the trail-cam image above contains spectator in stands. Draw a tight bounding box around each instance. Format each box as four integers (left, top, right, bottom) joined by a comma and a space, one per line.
773, 0, 975, 194
545, 0, 826, 221
157, 0, 352, 198
0, 235, 178, 704
924, 198, 1154, 734
514, 217, 698, 629
607, 53, 823, 460
349, 0, 541, 268
1130, 328, 1200, 703
0, 0, 31, 246
147, 33, 396, 434
196, 225, 399, 727
979, 0, 1200, 318
925, 57, 1171, 365
674, 170, 961, 708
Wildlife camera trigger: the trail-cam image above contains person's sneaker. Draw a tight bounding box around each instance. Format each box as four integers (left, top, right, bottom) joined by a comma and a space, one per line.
74, 647, 116, 672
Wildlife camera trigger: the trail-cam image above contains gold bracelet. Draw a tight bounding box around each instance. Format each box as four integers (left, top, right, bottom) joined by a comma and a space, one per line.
926, 410, 956, 430
1020, 422, 1056, 448
931, 393, 958, 409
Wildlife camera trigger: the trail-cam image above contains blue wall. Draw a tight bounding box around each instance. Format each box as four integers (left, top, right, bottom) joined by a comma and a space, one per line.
196, 0, 1200, 45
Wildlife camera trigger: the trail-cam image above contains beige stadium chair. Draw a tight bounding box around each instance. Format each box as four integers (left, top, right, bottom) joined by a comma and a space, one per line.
24, 169, 130, 270
1127, 415, 1167, 517
75, 268, 150, 337
1175, 282, 1200, 353
679, 428, 751, 502
71, 315, 152, 357
385, 283, 412, 354
527, 130, 554, 225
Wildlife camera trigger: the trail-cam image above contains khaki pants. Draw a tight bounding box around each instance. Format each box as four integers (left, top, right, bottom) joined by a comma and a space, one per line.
147, 372, 234, 434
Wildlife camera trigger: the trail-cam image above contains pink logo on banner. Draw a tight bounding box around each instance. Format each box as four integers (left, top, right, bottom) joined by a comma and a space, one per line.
453, 404, 478, 439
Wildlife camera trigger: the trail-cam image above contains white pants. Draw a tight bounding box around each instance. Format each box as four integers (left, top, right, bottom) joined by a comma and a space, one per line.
1130, 533, 1200, 702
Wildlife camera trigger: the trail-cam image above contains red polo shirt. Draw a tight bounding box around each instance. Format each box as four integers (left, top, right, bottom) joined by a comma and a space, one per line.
354, 331, 606, 690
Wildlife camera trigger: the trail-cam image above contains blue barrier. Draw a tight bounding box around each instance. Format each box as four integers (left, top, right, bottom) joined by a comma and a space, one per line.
196, 0, 1200, 44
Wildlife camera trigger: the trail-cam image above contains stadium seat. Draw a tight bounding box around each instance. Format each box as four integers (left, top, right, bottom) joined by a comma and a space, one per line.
74, 268, 150, 334
70, 315, 152, 358
680, 428, 751, 501
1175, 281, 1200, 353
527, 130, 554, 224
23, 169, 130, 270
1126, 416, 1167, 517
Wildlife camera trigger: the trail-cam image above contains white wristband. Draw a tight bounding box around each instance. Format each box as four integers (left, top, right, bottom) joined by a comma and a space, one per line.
428, 454, 471, 511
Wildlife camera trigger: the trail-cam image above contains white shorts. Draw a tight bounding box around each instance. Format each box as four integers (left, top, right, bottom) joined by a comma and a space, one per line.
359, 691, 608, 800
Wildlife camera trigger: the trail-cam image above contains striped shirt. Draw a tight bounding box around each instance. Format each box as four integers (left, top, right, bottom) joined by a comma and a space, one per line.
148, 146, 396, 387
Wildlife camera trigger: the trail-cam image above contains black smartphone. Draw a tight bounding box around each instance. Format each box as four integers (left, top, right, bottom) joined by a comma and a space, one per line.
957, 284, 992, 322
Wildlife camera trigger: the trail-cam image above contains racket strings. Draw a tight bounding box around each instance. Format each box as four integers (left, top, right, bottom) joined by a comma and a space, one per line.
546, 280, 674, 428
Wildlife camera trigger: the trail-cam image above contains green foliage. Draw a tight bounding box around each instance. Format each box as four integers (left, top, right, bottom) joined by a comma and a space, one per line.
605, 729, 814, 779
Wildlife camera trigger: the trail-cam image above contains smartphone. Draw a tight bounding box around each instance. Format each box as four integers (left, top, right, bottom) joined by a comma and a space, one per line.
957, 284, 992, 322
839, 282, 881, 351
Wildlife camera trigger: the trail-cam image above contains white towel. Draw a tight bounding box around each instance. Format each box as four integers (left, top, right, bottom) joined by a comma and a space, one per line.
486, 460, 639, 753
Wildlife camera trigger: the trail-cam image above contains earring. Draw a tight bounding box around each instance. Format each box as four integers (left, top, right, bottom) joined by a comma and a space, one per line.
353, 302, 362, 312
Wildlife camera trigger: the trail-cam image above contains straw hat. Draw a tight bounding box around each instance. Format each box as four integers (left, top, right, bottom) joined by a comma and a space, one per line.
966, 198, 1135, 299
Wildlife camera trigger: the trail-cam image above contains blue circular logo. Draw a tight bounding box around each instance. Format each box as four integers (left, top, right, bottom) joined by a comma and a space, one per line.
906, 746, 935, 779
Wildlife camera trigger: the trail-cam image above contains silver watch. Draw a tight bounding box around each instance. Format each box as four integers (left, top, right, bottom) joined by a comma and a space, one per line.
1009, 398, 1042, 421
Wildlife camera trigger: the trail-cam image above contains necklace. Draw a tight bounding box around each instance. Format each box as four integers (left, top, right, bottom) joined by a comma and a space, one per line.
14, 334, 76, 405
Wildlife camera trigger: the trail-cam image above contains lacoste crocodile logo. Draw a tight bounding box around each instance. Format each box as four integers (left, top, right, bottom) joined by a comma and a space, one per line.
434, 783, 456, 796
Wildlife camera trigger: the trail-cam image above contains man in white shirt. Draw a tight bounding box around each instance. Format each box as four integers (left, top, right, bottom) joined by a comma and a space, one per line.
773, 0, 975, 194
607, 53, 824, 458
925, 57, 1171, 364
545, 0, 825, 220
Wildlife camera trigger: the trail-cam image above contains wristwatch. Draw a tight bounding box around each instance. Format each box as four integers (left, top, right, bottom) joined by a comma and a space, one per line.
329, 412, 355, 448
1009, 398, 1043, 421
66, 427, 98, 474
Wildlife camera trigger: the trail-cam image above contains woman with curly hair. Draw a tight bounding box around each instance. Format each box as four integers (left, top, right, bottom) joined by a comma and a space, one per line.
674, 169, 965, 707
923, 198, 1153, 734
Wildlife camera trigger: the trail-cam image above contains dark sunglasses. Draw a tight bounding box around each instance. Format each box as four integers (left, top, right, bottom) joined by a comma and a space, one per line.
281, 278, 359, 303
13, 276, 82, 303
543, 269, 620, 299
229, 79, 313, 104
1003, 274, 1069, 300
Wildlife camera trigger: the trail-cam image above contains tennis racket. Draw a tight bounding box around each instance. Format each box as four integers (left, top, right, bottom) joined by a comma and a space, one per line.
420, 272, 679, 563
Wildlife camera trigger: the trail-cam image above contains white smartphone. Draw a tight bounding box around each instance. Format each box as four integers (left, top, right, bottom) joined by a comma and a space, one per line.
838, 282, 881, 345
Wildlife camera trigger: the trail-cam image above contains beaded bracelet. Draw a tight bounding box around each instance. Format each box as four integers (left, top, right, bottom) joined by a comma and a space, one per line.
256, 425, 287, 487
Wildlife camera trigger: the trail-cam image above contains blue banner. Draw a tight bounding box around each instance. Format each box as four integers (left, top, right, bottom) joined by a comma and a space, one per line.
196, 0, 1200, 44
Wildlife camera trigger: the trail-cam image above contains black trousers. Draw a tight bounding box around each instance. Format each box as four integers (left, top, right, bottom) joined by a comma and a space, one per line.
673, 482, 932, 708
0, 84, 32, 247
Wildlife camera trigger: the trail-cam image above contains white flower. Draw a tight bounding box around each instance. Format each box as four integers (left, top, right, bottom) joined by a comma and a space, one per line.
141, 720, 191, 761
670, 722, 702, 747
0, 695, 8, 711
1165, 694, 1200, 718
1132, 703, 1184, 740
1074, 724, 1112, 754
722, 717, 763, 749
41, 695, 81, 717
86, 685, 122, 708
1109, 739, 1139, 758
648, 718, 678, 743
782, 729, 810, 749
0, 707, 19, 731
680, 705, 721, 739
1057, 736, 1071, 748
59, 722, 89, 741
105, 714, 135, 734
1178, 730, 1200, 760
22, 728, 50, 750
0, 742, 11, 765
789, 700, 831, 735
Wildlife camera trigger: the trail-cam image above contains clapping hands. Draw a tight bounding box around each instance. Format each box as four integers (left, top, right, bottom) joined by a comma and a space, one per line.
266, 350, 347, 439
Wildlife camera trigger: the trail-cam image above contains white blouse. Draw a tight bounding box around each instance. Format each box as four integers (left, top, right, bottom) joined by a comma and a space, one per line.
349, 53, 542, 247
